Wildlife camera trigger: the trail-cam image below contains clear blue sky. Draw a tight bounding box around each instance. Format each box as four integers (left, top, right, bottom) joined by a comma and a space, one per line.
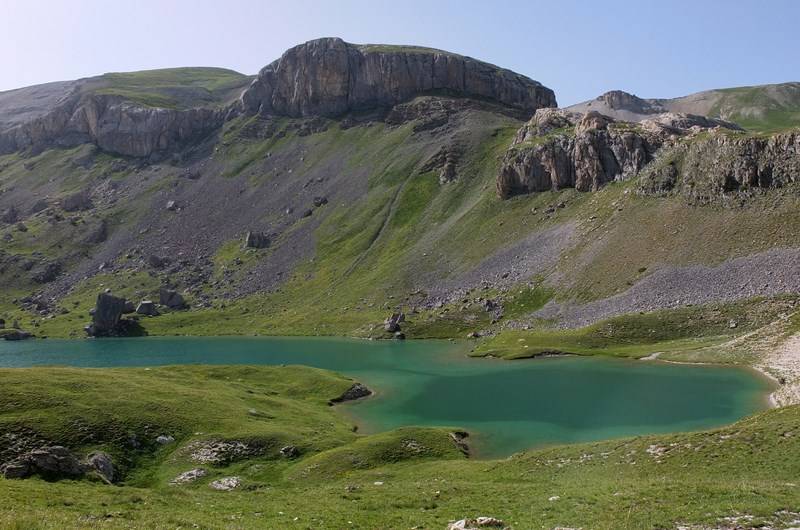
2, 0, 798, 105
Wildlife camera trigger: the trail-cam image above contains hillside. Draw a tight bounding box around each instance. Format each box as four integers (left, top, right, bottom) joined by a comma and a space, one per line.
0, 38, 798, 352
567, 82, 800, 133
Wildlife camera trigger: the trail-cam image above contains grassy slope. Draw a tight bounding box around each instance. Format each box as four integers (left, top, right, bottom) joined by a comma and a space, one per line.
708, 83, 800, 133
92, 67, 251, 109
4, 111, 800, 348
0, 366, 799, 529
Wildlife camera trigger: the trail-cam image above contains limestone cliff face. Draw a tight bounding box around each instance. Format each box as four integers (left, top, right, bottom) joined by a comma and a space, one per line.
639, 131, 800, 200
496, 109, 744, 199
240, 38, 557, 117
0, 88, 225, 158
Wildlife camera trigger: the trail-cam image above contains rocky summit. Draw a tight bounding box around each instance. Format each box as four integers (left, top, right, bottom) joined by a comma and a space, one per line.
240, 37, 557, 117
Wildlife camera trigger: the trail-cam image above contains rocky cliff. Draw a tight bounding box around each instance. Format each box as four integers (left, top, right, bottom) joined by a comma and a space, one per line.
240, 38, 557, 118
639, 130, 800, 200
0, 87, 225, 159
496, 109, 743, 198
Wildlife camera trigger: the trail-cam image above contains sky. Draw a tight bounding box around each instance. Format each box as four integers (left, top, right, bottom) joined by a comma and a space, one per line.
1, 0, 799, 106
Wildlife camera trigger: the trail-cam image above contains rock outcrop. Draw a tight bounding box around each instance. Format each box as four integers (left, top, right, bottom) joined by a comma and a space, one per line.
639, 130, 800, 200
0, 87, 225, 158
330, 382, 373, 404
244, 231, 270, 249
159, 288, 187, 309
85, 292, 127, 336
497, 109, 742, 198
240, 38, 556, 118
1, 446, 84, 480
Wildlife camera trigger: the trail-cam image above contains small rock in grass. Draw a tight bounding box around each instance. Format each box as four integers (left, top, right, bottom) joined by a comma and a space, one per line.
171, 468, 207, 485
280, 445, 300, 458
447, 516, 506, 529
210, 476, 241, 491
156, 435, 175, 445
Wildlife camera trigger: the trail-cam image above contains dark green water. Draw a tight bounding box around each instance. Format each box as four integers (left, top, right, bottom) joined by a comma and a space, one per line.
0, 336, 770, 458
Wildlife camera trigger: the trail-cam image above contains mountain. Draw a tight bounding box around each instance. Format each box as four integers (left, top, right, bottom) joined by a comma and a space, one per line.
567, 82, 800, 132
0, 37, 798, 361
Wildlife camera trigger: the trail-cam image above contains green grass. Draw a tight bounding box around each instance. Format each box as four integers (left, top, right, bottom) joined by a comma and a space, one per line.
93, 67, 251, 109
1, 365, 799, 529
472, 297, 798, 360
707, 83, 800, 132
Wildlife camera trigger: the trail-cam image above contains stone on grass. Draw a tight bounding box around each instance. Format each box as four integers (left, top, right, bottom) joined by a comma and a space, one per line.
136, 300, 159, 316
171, 468, 208, 485
159, 288, 186, 309
210, 476, 241, 491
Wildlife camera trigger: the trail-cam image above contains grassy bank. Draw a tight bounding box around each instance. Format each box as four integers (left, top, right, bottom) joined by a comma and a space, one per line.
0, 365, 798, 529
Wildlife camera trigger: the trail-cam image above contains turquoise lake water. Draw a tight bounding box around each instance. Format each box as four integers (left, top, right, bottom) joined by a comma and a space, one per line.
0, 336, 770, 458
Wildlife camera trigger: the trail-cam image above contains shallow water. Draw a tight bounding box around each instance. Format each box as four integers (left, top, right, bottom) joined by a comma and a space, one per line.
0, 336, 770, 458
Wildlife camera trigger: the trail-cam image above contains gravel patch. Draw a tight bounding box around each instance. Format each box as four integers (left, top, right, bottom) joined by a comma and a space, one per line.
536, 248, 800, 328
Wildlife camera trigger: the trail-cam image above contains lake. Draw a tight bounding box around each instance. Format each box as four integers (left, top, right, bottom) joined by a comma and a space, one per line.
0, 336, 771, 458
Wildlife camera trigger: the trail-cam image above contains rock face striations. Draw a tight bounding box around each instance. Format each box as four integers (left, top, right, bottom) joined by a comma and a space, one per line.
0, 88, 225, 159
496, 108, 743, 199
639, 130, 800, 200
0, 38, 556, 158
240, 38, 556, 118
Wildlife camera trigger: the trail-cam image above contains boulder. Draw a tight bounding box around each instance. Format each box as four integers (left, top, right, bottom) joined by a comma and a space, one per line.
122, 300, 136, 314
330, 382, 372, 404
147, 255, 168, 269
85, 292, 126, 336
0, 318, 4, 329
209, 476, 241, 491
29, 199, 49, 214
156, 435, 175, 445
85, 451, 115, 483
1, 446, 84, 480
3, 330, 32, 341
312, 196, 328, 207
244, 231, 270, 249
84, 218, 108, 244
32, 261, 62, 283
61, 189, 93, 212
280, 445, 300, 458
384, 312, 405, 332
1, 206, 19, 224
136, 300, 159, 316
170, 468, 207, 485
159, 288, 186, 309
